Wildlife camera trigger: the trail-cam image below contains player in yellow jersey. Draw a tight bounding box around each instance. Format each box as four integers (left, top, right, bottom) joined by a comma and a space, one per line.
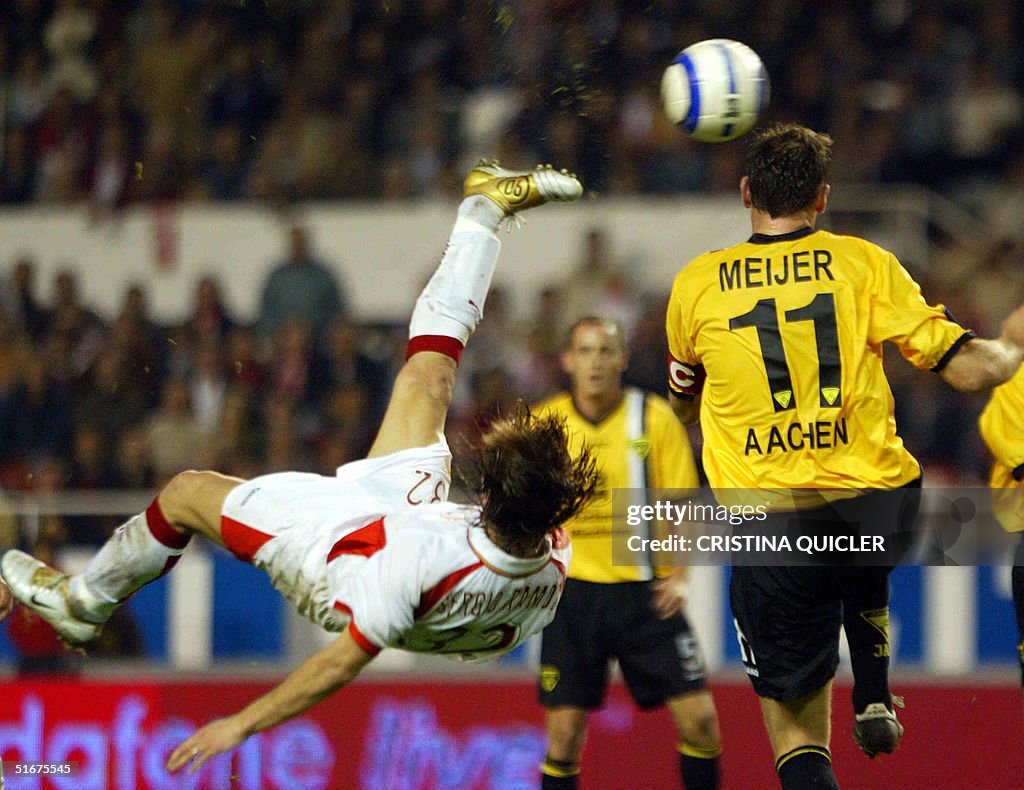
536, 317, 721, 790
666, 123, 1024, 790
979, 365, 1024, 690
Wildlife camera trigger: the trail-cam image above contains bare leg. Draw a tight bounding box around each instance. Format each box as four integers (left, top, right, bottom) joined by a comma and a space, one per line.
0, 469, 246, 644
761, 682, 840, 788
760, 683, 832, 759
668, 690, 721, 789
367, 352, 456, 458
542, 706, 588, 786
65, 470, 243, 623
368, 162, 582, 458
367, 192, 503, 457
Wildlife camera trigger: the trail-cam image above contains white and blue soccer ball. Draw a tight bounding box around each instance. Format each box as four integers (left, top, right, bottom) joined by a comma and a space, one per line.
661, 38, 770, 143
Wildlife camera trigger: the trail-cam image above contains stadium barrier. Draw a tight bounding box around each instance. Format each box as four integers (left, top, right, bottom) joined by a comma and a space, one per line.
0, 678, 1019, 789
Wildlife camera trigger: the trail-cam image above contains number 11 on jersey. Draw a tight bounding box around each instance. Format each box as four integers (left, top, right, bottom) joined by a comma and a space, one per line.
729, 292, 842, 412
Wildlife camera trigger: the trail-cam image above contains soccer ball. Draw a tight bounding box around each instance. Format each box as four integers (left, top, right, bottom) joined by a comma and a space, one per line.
661, 38, 769, 143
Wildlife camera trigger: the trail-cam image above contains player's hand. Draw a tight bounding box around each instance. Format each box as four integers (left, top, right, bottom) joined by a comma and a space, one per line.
166, 716, 248, 774
651, 575, 689, 620
1000, 303, 1024, 352
0, 580, 13, 622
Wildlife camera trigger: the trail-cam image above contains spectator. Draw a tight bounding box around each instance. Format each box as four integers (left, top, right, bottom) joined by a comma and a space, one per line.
623, 295, 672, 395
266, 319, 318, 407
142, 377, 211, 484
314, 382, 376, 470
312, 316, 389, 420
200, 124, 251, 201
184, 275, 236, 346
89, 120, 133, 219
0, 125, 37, 204
4, 256, 49, 341
27, 457, 72, 544
45, 268, 108, 383
206, 385, 259, 471
109, 284, 165, 402
257, 224, 347, 345
188, 338, 227, 433
131, 120, 187, 202
559, 227, 640, 336
223, 325, 266, 395
6, 48, 48, 128
260, 395, 310, 473
43, 0, 99, 102
0, 356, 74, 467
112, 426, 156, 490
74, 350, 148, 445
204, 40, 274, 141
65, 422, 121, 543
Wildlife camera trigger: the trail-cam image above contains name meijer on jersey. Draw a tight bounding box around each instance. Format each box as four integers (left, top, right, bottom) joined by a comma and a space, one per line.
719, 249, 847, 458
719, 250, 834, 291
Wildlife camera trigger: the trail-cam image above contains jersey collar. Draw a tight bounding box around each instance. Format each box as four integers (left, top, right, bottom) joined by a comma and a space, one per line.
748, 226, 816, 244
467, 527, 553, 578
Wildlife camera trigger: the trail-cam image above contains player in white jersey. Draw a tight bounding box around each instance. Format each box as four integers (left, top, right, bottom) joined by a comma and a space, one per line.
0, 161, 596, 774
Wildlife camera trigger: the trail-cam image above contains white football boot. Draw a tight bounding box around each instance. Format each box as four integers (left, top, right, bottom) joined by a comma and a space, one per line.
1, 549, 100, 646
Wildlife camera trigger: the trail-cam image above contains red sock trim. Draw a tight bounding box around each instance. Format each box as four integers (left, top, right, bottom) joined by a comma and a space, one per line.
146, 498, 191, 550
407, 334, 464, 363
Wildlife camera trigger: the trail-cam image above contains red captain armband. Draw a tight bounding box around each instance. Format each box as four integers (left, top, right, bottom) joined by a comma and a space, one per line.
667, 354, 705, 399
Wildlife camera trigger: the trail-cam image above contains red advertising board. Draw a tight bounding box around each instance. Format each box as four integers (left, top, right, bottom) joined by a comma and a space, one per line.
0, 678, 1020, 789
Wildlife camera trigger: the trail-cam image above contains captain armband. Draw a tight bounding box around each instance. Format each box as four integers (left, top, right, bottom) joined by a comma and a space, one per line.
668, 354, 706, 400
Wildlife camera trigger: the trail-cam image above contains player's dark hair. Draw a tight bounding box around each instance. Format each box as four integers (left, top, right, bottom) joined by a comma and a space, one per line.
462, 404, 598, 557
745, 123, 833, 218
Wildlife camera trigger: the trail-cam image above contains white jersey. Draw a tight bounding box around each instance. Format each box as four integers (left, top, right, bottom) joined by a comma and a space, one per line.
328, 503, 569, 661
220, 442, 571, 662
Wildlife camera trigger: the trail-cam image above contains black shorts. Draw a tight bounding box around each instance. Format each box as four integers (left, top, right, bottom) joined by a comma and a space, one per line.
539, 578, 707, 710
730, 482, 921, 701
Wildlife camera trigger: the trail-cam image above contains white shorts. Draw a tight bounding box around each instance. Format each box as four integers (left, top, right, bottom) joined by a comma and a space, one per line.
219, 441, 451, 630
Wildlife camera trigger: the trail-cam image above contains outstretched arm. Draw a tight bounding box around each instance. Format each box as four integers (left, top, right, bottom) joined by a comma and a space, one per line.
167, 629, 374, 774
939, 305, 1024, 393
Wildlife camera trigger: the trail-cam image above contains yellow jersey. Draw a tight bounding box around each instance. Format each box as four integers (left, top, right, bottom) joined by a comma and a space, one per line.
979, 364, 1024, 532
666, 227, 971, 502
535, 388, 699, 583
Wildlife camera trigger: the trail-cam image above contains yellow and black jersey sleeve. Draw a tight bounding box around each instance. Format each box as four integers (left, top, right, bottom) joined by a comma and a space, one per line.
666, 279, 706, 399
868, 249, 975, 371
665, 228, 971, 497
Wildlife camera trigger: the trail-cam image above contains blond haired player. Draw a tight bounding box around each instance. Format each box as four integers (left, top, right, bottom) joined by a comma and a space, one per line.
536, 317, 721, 790
666, 123, 1024, 789
1, 161, 598, 774
979, 364, 1024, 689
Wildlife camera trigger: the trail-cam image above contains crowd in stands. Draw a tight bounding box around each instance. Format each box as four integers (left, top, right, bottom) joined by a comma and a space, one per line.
1, 1, 1022, 207
0, 222, 680, 527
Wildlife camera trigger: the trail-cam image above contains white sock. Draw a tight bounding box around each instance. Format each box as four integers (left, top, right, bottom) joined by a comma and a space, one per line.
407, 196, 503, 358
68, 504, 191, 623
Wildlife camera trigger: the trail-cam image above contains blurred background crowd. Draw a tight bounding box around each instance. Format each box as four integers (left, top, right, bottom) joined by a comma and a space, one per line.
1, 2, 1024, 575
1, 0, 1023, 205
